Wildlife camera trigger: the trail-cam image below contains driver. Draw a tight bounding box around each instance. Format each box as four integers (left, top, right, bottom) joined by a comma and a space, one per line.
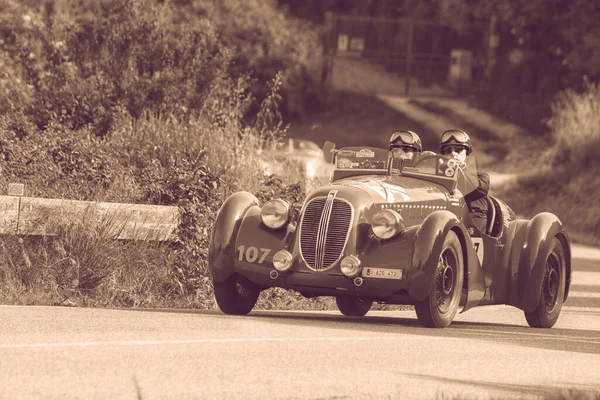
389, 130, 423, 167
440, 129, 491, 234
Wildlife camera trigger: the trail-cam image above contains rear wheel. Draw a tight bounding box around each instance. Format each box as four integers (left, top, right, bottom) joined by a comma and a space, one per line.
415, 231, 464, 328
213, 274, 260, 315
525, 238, 566, 328
335, 296, 373, 317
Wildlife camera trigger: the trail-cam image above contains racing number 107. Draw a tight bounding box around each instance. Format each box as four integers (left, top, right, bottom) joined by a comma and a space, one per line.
237, 245, 271, 264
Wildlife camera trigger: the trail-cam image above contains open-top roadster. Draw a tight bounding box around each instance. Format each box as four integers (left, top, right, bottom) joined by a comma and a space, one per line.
209, 142, 571, 328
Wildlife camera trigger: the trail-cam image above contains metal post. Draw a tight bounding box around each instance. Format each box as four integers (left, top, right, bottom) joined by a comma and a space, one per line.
405, 22, 414, 96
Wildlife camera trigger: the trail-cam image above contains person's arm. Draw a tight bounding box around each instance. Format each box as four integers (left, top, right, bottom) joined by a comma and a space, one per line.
465, 172, 490, 201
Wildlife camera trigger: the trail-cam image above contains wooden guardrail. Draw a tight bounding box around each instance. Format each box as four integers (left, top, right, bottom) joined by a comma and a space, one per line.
0, 184, 179, 241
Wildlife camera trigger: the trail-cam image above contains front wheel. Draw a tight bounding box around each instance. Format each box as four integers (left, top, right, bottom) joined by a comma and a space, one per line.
335, 296, 373, 317
524, 237, 566, 328
415, 231, 464, 328
213, 274, 260, 315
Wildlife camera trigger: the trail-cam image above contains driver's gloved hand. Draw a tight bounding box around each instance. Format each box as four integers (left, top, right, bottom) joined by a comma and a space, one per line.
452, 155, 466, 169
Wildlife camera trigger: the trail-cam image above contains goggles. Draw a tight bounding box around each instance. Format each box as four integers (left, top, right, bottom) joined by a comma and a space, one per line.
440, 129, 469, 145
441, 145, 467, 155
391, 146, 415, 153
390, 131, 417, 146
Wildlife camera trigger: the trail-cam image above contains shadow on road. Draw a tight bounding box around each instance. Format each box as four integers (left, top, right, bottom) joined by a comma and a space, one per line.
248, 310, 600, 355
125, 307, 600, 355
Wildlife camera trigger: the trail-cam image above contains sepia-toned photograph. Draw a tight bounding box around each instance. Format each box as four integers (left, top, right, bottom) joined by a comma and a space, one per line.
1, 0, 599, 399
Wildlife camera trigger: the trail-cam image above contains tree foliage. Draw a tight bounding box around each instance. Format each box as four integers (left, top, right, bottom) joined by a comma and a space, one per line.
0, 0, 326, 135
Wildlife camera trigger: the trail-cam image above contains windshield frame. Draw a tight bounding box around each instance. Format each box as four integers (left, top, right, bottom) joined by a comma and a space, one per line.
401, 153, 459, 194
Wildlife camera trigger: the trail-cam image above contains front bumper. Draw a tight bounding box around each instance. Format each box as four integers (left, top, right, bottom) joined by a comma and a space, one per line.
235, 258, 410, 298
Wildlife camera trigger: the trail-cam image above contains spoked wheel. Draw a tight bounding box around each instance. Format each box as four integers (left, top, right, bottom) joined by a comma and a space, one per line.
525, 238, 566, 328
213, 274, 260, 315
335, 296, 373, 317
415, 231, 464, 328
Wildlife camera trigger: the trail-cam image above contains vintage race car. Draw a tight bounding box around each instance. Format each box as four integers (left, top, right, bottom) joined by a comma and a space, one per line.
259, 138, 334, 192
209, 142, 571, 328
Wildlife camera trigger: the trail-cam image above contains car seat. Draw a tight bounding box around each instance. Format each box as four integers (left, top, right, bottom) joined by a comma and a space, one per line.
485, 197, 497, 237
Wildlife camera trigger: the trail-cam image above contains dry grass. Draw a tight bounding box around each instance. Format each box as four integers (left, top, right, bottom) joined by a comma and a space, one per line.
494, 82, 600, 246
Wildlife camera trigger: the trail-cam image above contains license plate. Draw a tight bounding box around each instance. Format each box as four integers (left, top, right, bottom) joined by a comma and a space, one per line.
362, 267, 402, 280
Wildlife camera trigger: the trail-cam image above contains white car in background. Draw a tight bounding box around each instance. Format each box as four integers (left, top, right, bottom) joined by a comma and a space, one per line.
261, 138, 334, 191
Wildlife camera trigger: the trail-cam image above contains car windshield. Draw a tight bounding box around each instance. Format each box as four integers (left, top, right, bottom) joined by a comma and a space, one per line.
335, 147, 390, 171
407, 154, 479, 195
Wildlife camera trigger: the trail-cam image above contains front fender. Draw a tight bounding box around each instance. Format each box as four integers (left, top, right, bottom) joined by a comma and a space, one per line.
511, 212, 570, 312
209, 192, 260, 282
409, 210, 485, 306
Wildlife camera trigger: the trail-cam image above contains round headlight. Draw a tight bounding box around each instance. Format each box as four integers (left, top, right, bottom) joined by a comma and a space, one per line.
273, 250, 293, 271
340, 255, 361, 277
371, 209, 404, 239
260, 199, 290, 230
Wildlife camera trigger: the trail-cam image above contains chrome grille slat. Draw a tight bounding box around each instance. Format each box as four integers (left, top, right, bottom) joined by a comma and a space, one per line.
315, 192, 335, 269
299, 191, 353, 271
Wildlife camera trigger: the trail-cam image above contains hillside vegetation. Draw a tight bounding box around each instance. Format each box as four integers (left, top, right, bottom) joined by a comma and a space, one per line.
0, 0, 598, 309
0, 0, 323, 308
497, 80, 600, 246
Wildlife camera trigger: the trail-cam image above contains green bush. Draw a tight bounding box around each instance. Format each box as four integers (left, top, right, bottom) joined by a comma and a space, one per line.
0, 0, 326, 134
1, 0, 235, 135
172, 0, 327, 119
547, 80, 600, 168
0, 0, 329, 308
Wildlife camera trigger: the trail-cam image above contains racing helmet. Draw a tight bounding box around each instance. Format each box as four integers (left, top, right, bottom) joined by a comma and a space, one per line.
440, 129, 473, 155
389, 130, 423, 153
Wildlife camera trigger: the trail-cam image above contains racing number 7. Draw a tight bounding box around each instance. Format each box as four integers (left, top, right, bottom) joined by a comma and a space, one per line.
471, 238, 484, 265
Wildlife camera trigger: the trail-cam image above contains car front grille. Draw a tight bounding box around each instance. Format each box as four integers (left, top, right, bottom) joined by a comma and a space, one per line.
299, 191, 352, 271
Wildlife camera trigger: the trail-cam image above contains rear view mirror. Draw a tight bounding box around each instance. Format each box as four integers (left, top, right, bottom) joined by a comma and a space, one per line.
321, 141, 336, 163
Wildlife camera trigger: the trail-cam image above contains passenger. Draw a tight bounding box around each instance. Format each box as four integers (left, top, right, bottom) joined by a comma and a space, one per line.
389, 130, 423, 167
440, 129, 491, 234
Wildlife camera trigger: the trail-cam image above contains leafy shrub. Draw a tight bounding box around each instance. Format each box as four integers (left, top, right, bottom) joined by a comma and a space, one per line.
0, 118, 136, 200
172, 0, 326, 119
1, 0, 326, 135
546, 79, 600, 168
2, 0, 233, 135
0, 0, 324, 309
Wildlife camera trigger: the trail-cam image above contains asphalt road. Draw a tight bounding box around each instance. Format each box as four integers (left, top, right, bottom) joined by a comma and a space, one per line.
2, 247, 600, 400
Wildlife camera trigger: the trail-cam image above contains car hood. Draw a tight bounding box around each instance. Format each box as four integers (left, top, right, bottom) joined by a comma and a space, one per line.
310, 175, 447, 203
302, 174, 452, 229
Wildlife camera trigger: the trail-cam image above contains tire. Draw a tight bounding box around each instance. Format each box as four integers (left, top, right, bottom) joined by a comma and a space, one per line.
335, 296, 373, 317
524, 237, 566, 328
415, 231, 464, 328
213, 274, 260, 315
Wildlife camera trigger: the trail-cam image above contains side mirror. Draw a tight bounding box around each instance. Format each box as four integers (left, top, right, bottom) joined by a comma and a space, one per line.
321, 141, 336, 164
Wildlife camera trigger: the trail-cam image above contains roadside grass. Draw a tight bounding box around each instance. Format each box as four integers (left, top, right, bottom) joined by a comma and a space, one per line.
496, 82, 600, 247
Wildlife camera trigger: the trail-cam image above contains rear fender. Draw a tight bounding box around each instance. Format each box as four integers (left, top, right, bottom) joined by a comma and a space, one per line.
409, 210, 486, 306
209, 192, 260, 282
510, 212, 570, 312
